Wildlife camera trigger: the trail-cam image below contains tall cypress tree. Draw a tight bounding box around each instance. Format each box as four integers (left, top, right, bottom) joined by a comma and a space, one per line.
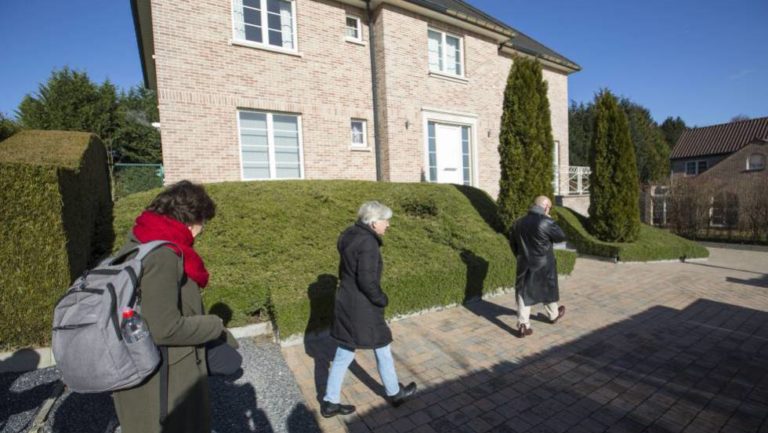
497, 56, 554, 231
588, 90, 641, 242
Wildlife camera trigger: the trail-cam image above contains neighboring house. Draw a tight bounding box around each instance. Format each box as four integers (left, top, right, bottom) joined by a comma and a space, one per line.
670, 116, 768, 178
131, 0, 582, 202
656, 117, 768, 229
693, 137, 768, 227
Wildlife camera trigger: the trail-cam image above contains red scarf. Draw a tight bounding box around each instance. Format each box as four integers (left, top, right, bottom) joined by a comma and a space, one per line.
132, 211, 210, 288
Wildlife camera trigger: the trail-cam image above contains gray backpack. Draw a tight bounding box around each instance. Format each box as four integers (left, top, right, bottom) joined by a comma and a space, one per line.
52, 240, 178, 393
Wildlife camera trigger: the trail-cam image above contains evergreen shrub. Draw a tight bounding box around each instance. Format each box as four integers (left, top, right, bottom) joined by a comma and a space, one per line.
0, 130, 112, 349
497, 56, 554, 231
588, 90, 641, 242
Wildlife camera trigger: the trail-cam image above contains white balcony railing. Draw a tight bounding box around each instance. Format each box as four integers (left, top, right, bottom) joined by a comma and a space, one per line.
567, 166, 591, 195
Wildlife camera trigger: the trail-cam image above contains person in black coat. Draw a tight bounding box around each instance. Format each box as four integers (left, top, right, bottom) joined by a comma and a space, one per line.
320, 201, 417, 418
510, 196, 567, 338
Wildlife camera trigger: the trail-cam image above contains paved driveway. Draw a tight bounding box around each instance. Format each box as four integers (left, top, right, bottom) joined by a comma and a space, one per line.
283, 245, 768, 433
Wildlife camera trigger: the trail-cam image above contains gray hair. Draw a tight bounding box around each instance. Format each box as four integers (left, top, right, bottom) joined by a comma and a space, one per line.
357, 201, 393, 224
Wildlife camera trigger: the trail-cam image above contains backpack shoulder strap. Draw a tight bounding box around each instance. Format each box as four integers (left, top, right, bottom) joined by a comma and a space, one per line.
133, 240, 183, 262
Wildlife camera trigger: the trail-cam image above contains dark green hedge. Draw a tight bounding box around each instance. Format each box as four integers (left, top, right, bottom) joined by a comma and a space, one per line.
114, 181, 576, 340
113, 165, 164, 200
552, 206, 708, 262
0, 130, 113, 350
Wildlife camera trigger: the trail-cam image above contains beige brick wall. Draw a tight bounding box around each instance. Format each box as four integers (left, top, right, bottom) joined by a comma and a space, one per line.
152, 0, 377, 184
150, 0, 572, 200
374, 4, 571, 199
696, 142, 768, 186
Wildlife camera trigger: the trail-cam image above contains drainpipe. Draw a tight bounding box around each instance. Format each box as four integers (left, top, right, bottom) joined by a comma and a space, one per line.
366, 0, 382, 181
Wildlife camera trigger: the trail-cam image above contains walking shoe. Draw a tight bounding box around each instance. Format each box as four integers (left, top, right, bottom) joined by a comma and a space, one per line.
320, 401, 356, 418
517, 324, 533, 338
551, 306, 566, 324
389, 382, 417, 407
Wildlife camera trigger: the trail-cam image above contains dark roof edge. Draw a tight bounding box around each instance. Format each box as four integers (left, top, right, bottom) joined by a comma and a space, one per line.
500, 40, 581, 72
670, 152, 732, 161
130, 0, 150, 89
407, 0, 515, 37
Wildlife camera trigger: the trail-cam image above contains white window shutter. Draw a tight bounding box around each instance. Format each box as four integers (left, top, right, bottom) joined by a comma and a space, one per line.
280, 1, 293, 49
233, 0, 246, 40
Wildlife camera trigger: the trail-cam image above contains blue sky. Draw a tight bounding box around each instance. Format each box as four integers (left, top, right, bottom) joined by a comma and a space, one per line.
1, 0, 766, 127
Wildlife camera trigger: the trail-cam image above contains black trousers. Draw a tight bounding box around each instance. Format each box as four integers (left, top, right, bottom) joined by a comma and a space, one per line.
205, 339, 242, 376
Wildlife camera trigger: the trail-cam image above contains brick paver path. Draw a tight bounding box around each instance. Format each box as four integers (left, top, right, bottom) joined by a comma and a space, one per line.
282, 245, 768, 433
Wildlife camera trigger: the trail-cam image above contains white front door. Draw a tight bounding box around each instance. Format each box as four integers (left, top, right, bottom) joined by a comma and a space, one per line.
435, 123, 464, 184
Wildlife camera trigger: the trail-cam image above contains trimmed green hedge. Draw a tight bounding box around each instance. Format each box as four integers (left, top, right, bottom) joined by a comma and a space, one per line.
0, 130, 113, 350
552, 206, 708, 262
114, 181, 576, 340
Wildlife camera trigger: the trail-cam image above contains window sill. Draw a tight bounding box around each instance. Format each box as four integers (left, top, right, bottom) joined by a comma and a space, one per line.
230, 39, 303, 58
428, 71, 468, 84
350, 146, 371, 152
345, 38, 366, 46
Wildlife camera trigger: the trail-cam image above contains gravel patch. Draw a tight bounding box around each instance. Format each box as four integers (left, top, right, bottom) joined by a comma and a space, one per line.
0, 337, 321, 433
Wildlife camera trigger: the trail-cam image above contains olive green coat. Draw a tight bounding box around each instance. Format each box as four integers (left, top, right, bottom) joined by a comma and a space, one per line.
112, 236, 225, 433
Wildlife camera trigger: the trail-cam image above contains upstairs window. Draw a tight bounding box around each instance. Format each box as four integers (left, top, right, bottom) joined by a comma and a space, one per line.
685, 160, 707, 176
747, 153, 765, 171
428, 29, 463, 76
233, 0, 296, 51
345, 16, 361, 42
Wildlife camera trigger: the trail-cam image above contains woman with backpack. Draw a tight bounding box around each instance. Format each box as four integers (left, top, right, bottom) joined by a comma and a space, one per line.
112, 180, 239, 433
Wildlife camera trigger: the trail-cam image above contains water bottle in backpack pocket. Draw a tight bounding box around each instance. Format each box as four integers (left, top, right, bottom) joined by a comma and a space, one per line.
52, 241, 179, 393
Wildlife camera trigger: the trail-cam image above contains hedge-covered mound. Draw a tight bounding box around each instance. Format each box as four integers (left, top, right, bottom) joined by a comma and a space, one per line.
114, 181, 576, 340
552, 206, 709, 262
0, 130, 112, 350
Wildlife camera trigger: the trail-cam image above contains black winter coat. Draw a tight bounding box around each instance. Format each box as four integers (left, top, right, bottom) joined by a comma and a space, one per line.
510, 209, 567, 306
331, 222, 393, 349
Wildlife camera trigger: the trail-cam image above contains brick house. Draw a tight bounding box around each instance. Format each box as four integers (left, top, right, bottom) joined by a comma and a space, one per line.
131, 0, 581, 201
670, 116, 768, 179
655, 117, 768, 230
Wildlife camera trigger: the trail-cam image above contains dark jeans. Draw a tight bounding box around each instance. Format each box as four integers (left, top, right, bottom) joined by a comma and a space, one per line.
205, 339, 242, 376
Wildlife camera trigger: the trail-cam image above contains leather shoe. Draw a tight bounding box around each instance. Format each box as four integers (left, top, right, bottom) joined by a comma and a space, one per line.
389, 382, 417, 407
320, 401, 356, 418
518, 324, 533, 338
551, 306, 566, 324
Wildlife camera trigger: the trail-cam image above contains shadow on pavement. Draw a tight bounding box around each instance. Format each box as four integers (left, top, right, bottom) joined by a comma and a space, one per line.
210, 377, 273, 433
726, 275, 768, 289
331, 299, 768, 432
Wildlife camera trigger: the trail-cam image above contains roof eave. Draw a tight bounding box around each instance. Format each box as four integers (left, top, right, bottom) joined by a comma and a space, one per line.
383, 0, 515, 42
131, 0, 157, 91
499, 44, 581, 74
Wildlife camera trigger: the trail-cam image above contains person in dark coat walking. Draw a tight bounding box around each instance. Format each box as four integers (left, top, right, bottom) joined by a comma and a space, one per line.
321, 201, 417, 418
510, 196, 567, 338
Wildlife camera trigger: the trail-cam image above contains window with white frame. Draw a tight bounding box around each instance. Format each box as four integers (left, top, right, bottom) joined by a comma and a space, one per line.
239, 110, 303, 180
345, 16, 361, 42
351, 119, 367, 147
747, 153, 765, 171
685, 160, 707, 176
233, 0, 296, 50
428, 28, 463, 76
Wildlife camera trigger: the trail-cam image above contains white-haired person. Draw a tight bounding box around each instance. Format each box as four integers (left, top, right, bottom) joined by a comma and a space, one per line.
320, 201, 417, 418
